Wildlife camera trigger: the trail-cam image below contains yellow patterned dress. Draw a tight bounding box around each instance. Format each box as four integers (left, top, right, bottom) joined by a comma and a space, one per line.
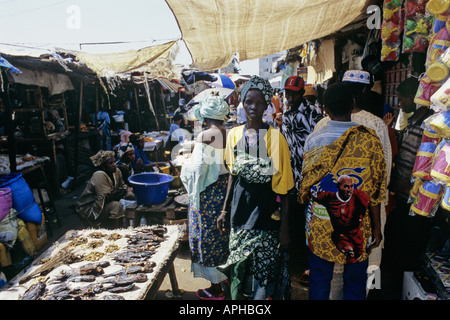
299, 125, 386, 264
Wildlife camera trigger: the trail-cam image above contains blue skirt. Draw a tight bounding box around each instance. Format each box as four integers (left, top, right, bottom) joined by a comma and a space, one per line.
188, 174, 229, 267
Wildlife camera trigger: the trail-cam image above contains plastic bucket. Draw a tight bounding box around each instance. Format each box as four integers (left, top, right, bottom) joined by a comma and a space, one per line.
0, 188, 12, 221
0, 173, 42, 224
128, 173, 174, 205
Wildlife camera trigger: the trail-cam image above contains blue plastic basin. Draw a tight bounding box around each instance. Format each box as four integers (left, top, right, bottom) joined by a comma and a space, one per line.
128, 173, 174, 205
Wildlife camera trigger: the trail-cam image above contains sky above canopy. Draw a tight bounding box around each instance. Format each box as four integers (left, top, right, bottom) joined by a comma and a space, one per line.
0, 0, 259, 74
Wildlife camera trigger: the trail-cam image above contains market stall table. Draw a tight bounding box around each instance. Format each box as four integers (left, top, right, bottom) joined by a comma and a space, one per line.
143, 131, 170, 154
0, 225, 185, 300
125, 194, 188, 228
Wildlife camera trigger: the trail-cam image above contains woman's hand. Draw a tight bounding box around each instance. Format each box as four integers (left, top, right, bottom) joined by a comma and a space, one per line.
217, 211, 229, 234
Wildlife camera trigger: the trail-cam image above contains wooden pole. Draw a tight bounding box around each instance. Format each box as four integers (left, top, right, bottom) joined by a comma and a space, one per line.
74, 81, 83, 186
160, 86, 169, 129
143, 78, 159, 131
1, 68, 16, 173
159, 85, 168, 129
133, 87, 142, 131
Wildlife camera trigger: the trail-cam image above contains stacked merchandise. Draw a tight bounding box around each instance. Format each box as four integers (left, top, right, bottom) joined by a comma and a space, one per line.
409, 1, 450, 218
381, 0, 434, 62
425, 252, 450, 297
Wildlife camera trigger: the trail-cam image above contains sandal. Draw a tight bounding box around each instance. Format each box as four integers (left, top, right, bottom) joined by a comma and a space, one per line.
196, 289, 225, 300
298, 270, 309, 287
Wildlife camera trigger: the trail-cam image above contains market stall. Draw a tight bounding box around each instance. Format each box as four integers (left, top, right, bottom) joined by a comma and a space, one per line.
394, 0, 450, 300
0, 225, 185, 300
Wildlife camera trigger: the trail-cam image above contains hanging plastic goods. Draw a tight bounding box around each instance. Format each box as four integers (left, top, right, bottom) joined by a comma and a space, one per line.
411, 180, 443, 217
415, 16, 450, 106
415, 74, 441, 106
430, 109, 450, 137
430, 140, 450, 180
403, 1, 434, 54
422, 125, 442, 144
381, 0, 404, 61
413, 142, 438, 180
427, 0, 450, 16
441, 182, 450, 210
430, 76, 450, 109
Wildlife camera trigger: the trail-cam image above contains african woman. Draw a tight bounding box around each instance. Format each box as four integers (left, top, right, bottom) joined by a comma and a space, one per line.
217, 76, 294, 300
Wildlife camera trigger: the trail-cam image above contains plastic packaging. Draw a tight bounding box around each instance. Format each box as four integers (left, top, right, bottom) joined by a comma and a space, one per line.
403, 2, 434, 54
430, 76, 450, 110
0, 188, 12, 222
441, 183, 450, 210
430, 110, 450, 137
421, 126, 442, 144
381, 0, 404, 61
0, 173, 43, 225
431, 141, 450, 181
413, 142, 438, 179
426, 0, 450, 16
415, 74, 441, 106
411, 180, 443, 216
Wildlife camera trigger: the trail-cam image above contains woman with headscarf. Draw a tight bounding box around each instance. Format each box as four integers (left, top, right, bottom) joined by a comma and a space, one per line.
76, 150, 134, 229
217, 76, 294, 300
116, 142, 136, 184
180, 92, 231, 300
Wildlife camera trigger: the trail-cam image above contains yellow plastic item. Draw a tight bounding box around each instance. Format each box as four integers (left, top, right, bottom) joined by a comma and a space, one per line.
427, 0, 450, 15
25, 213, 47, 251
17, 219, 36, 257
428, 62, 450, 81
159, 166, 170, 174
0, 243, 12, 267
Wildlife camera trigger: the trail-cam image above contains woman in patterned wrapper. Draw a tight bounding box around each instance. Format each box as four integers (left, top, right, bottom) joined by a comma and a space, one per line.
217, 76, 294, 300
313, 175, 370, 263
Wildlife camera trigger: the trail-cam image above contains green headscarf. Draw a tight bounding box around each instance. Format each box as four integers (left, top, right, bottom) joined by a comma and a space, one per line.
192, 91, 230, 122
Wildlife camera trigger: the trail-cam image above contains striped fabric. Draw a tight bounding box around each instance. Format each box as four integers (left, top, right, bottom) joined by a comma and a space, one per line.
392, 108, 434, 199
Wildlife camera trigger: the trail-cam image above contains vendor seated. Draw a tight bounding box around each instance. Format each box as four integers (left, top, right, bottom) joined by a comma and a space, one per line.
116, 142, 135, 184
76, 150, 134, 229
129, 133, 166, 173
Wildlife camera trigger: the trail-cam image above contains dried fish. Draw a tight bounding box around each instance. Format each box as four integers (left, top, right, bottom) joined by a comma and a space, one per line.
82, 251, 105, 262
43, 283, 72, 300
107, 233, 122, 241
68, 237, 88, 247
68, 275, 96, 283
118, 261, 156, 268
88, 232, 107, 238
79, 262, 109, 275
19, 248, 74, 284
87, 240, 104, 249
107, 283, 135, 293
105, 243, 120, 253
19, 281, 46, 300
101, 294, 125, 300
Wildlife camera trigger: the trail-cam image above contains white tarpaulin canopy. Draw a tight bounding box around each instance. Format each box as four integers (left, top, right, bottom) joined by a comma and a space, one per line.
166, 0, 369, 71
72, 41, 181, 79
